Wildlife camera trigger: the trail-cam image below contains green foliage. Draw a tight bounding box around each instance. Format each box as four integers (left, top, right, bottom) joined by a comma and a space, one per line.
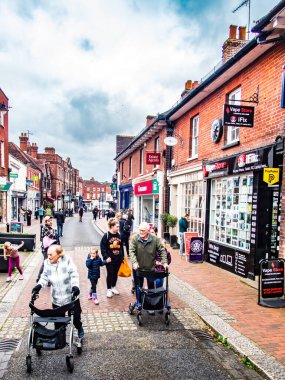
46, 202, 54, 210
241, 356, 254, 369
166, 214, 178, 229
160, 213, 169, 226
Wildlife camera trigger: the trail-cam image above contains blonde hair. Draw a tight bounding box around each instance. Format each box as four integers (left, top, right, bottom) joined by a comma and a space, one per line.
47, 244, 64, 257
3, 241, 12, 259
90, 247, 99, 255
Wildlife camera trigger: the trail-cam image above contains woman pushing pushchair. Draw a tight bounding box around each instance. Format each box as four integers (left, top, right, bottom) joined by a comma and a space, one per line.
32, 244, 84, 339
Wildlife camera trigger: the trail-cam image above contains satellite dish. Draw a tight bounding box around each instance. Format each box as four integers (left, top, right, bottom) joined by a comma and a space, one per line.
164, 136, 178, 146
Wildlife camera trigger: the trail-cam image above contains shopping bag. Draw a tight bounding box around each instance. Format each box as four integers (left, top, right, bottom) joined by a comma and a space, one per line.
42, 236, 57, 249
118, 258, 132, 277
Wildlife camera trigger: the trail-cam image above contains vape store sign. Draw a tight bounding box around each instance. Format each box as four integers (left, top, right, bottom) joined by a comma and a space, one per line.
223, 104, 254, 128
261, 260, 284, 299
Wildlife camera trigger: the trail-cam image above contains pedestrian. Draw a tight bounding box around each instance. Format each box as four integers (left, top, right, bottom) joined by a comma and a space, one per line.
26, 208, 32, 226
119, 213, 131, 257
86, 247, 111, 305
54, 208, 65, 237
32, 244, 84, 339
36, 216, 58, 282
3, 240, 24, 282
100, 217, 123, 298
150, 226, 171, 288
129, 221, 168, 293
38, 205, 45, 223
178, 214, 189, 255
19, 207, 25, 223
106, 208, 115, 221
35, 207, 39, 220
79, 206, 84, 222
127, 209, 135, 231
92, 206, 99, 221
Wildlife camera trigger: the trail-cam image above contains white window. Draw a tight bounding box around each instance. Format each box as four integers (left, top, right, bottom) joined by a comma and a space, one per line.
139, 149, 143, 174
0, 142, 4, 168
182, 180, 205, 236
191, 115, 199, 157
227, 87, 241, 144
154, 137, 160, 169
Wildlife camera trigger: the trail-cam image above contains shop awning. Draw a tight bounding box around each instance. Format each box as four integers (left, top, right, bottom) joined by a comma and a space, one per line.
46, 196, 56, 202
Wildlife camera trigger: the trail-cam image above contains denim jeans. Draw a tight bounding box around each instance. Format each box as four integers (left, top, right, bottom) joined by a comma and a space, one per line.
179, 232, 185, 255
57, 224, 63, 237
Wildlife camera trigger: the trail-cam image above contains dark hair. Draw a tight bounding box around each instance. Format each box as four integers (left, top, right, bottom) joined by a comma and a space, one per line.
108, 218, 119, 229
152, 226, 158, 233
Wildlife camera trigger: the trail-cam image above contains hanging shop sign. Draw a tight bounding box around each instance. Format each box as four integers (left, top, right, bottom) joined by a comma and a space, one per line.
203, 161, 228, 178
10, 173, 18, 178
26, 180, 33, 187
134, 179, 159, 195
0, 183, 12, 191
263, 168, 280, 185
258, 259, 285, 308
111, 183, 117, 190
146, 152, 161, 165
10, 222, 23, 233
223, 104, 254, 128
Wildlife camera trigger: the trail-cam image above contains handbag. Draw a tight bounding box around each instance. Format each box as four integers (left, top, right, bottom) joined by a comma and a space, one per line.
42, 236, 57, 249
118, 258, 132, 277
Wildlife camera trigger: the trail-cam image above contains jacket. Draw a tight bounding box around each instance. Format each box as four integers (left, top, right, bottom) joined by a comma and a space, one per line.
100, 232, 123, 261
86, 255, 106, 280
119, 218, 131, 238
38, 255, 79, 306
129, 234, 167, 271
179, 217, 189, 233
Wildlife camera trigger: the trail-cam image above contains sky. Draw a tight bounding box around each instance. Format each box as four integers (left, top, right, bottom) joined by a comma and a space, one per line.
0, 0, 281, 181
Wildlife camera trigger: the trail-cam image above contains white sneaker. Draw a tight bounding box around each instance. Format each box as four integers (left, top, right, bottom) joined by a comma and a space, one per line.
111, 287, 120, 295
106, 289, 113, 298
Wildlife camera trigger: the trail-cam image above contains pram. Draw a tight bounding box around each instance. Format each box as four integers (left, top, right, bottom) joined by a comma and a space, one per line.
129, 269, 171, 326
26, 292, 82, 373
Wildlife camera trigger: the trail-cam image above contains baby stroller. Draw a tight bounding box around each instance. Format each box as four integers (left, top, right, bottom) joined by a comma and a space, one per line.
129, 269, 171, 326
26, 291, 82, 374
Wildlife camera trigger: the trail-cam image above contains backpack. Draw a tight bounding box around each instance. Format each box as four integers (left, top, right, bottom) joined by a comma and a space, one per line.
123, 220, 131, 233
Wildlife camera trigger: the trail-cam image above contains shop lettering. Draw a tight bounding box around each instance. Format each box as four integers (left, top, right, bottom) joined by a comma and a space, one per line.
138, 186, 147, 192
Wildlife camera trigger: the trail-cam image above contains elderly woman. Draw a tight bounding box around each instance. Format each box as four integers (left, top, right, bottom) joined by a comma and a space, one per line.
32, 245, 84, 339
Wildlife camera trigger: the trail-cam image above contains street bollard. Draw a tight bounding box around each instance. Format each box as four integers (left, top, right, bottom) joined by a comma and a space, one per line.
6, 223, 9, 232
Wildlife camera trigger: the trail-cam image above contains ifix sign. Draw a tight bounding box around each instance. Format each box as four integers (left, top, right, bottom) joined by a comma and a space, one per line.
146, 152, 160, 165
223, 104, 254, 128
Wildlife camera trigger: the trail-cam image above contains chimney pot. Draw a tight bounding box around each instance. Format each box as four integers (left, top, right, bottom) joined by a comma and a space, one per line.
238, 26, 246, 40
185, 80, 192, 90
229, 25, 237, 39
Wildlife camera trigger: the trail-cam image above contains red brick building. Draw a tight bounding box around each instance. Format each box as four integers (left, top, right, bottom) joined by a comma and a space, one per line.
0, 89, 10, 222
82, 178, 111, 210
115, 2, 285, 280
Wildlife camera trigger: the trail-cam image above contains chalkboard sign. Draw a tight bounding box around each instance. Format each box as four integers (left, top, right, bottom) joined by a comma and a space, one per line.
258, 258, 285, 308
189, 237, 203, 263
10, 222, 23, 233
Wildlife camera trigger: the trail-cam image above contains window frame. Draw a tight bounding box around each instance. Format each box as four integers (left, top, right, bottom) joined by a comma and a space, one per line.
190, 115, 199, 158
226, 87, 241, 144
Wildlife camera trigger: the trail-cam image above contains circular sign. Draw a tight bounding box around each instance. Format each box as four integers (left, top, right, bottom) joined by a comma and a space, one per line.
210, 118, 223, 143
164, 136, 178, 146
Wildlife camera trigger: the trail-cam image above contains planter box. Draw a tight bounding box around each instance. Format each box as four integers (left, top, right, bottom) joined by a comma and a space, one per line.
0, 233, 36, 252
163, 232, 170, 243
0, 254, 8, 272
170, 235, 179, 249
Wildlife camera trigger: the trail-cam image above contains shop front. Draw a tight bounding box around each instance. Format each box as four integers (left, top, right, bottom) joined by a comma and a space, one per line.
133, 175, 163, 233
11, 191, 26, 221
204, 144, 283, 280
119, 183, 133, 211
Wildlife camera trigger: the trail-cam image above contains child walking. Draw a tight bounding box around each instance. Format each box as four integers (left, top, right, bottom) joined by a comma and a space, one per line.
4, 241, 25, 282
86, 248, 111, 305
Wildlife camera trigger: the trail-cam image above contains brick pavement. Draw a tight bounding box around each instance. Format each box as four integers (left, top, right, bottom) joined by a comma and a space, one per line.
93, 217, 285, 379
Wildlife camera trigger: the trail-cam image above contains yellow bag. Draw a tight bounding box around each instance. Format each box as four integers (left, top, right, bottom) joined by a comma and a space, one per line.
118, 258, 132, 277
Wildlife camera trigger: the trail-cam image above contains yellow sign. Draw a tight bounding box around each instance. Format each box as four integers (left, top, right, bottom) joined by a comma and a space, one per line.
33, 175, 39, 181
263, 168, 280, 185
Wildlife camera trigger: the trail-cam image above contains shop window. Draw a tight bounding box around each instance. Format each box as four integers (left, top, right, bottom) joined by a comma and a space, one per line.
209, 174, 253, 251
182, 180, 205, 236
189, 115, 199, 158
226, 87, 241, 144
139, 148, 143, 174
129, 156, 132, 178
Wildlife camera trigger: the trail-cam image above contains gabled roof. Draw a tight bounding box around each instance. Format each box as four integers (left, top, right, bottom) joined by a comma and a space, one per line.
251, 0, 285, 33
9, 142, 42, 172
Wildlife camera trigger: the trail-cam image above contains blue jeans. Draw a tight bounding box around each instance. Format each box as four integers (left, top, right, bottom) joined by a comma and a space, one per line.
57, 224, 63, 237
179, 232, 185, 254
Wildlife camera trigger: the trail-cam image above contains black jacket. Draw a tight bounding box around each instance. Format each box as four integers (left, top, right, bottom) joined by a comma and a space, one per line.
100, 232, 123, 261
86, 255, 106, 280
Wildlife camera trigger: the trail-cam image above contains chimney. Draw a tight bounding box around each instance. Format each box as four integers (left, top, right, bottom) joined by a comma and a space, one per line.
146, 115, 156, 127
185, 80, 192, 90
192, 80, 199, 89
181, 80, 199, 98
45, 147, 55, 154
19, 132, 29, 152
222, 25, 247, 63
29, 143, 38, 158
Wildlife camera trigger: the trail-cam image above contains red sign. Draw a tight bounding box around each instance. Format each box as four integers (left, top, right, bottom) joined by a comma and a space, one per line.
146, 152, 161, 165
134, 180, 153, 195
184, 232, 199, 255
203, 162, 228, 177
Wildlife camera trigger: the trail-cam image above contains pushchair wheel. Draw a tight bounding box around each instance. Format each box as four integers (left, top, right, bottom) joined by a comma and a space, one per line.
36, 348, 42, 356
137, 313, 142, 326
66, 355, 74, 373
165, 312, 170, 326
26, 355, 32, 373
129, 303, 134, 315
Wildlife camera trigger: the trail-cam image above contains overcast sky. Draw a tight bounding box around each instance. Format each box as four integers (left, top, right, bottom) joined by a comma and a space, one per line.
0, 0, 280, 181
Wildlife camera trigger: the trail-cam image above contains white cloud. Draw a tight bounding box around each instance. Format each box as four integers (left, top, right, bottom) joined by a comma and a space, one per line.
0, 0, 280, 180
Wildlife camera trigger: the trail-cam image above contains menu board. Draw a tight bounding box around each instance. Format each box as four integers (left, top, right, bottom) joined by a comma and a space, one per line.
261, 259, 284, 299
189, 237, 203, 263
10, 222, 23, 233
184, 232, 198, 255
